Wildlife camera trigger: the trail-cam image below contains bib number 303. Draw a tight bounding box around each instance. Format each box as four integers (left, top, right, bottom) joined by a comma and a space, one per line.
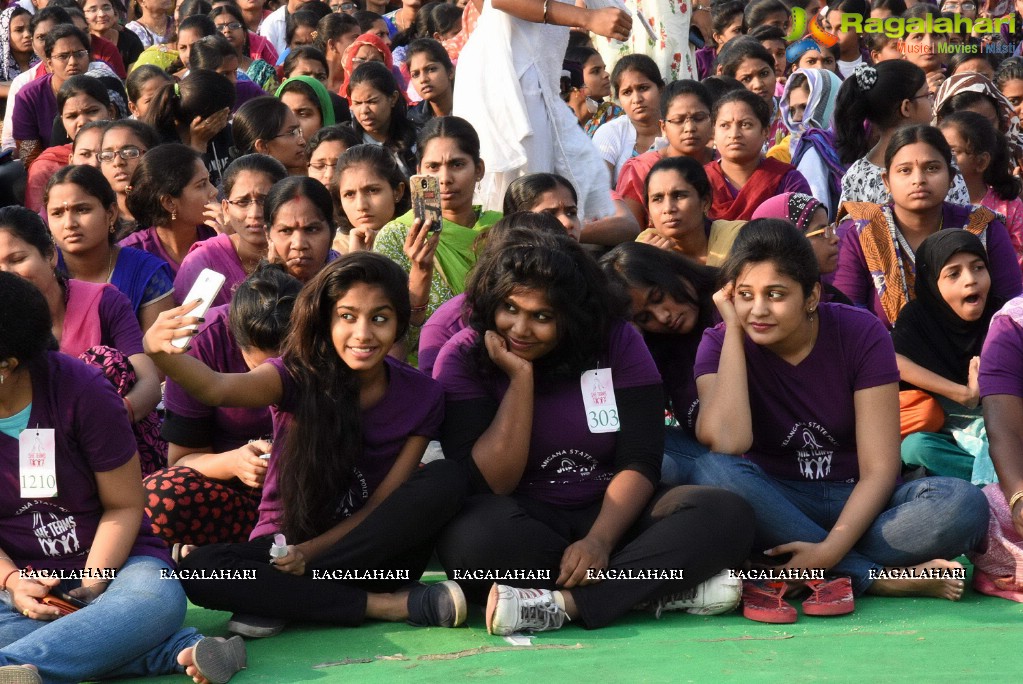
581, 368, 620, 434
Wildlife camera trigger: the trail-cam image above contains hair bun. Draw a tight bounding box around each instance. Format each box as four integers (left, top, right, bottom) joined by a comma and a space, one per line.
853, 64, 878, 91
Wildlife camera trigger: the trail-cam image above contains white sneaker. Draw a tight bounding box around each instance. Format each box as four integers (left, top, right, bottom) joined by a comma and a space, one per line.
653, 570, 742, 617
485, 584, 568, 635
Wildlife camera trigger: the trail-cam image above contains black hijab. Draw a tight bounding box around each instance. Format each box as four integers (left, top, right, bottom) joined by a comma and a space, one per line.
892, 230, 1002, 385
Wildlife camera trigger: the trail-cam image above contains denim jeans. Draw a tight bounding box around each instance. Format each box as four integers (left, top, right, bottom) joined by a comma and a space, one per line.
690, 453, 990, 595
661, 427, 710, 486
0, 556, 201, 684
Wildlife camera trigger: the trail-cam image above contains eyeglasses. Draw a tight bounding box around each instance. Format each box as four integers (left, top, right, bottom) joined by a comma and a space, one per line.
98, 146, 144, 163
84, 4, 114, 13
216, 21, 243, 32
308, 159, 339, 171
912, 91, 936, 103
943, 1, 976, 9
273, 125, 304, 140
224, 195, 266, 208
50, 49, 89, 63
332, 2, 357, 10
664, 113, 710, 126
805, 224, 836, 239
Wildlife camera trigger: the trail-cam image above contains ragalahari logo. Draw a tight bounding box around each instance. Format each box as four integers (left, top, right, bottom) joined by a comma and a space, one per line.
785, 7, 839, 63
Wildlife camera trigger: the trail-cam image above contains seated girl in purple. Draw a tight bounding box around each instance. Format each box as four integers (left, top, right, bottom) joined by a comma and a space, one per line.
145, 265, 301, 547
833, 125, 1022, 329
599, 241, 719, 485
433, 215, 754, 635
690, 219, 990, 612
0, 206, 166, 476
121, 143, 218, 278
144, 252, 469, 637
0, 271, 245, 684
174, 155, 288, 309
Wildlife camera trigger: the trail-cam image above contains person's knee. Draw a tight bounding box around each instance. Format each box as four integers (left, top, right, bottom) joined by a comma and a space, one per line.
437, 495, 522, 563
689, 452, 751, 487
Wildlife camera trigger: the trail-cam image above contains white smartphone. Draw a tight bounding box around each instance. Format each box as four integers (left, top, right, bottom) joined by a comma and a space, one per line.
173, 268, 225, 349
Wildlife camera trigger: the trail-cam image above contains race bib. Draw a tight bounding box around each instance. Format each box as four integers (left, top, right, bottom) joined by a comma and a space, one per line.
19, 429, 57, 498
581, 368, 620, 434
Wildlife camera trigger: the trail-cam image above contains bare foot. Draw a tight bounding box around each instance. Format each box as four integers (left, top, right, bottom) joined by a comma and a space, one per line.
866, 559, 966, 601
177, 646, 209, 684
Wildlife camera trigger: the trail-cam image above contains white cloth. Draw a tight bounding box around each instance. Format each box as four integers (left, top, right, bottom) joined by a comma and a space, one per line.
592, 0, 697, 86
796, 146, 832, 216
15, 0, 34, 14
258, 7, 287, 59
837, 55, 863, 80
2, 61, 45, 151
452, 0, 614, 221
591, 114, 666, 183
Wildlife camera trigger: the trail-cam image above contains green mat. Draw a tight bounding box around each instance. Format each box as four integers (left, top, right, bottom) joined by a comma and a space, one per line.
116, 570, 1023, 683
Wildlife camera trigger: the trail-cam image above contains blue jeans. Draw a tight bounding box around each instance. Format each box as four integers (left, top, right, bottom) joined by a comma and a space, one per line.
0, 556, 201, 684
690, 453, 990, 595
661, 427, 709, 486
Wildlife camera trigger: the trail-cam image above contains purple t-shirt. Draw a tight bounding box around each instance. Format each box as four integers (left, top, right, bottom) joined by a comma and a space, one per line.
693, 303, 900, 482
11, 73, 57, 148
0, 352, 170, 570
418, 293, 467, 378
163, 305, 272, 454
118, 225, 218, 278
61, 281, 144, 359
979, 297, 1023, 399
173, 234, 247, 308
433, 320, 662, 507
251, 355, 444, 539
833, 203, 1023, 328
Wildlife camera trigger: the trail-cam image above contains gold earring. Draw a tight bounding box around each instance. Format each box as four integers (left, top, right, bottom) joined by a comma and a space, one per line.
171, 210, 177, 221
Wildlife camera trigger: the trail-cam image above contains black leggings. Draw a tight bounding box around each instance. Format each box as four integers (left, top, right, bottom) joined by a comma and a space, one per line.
437, 485, 754, 629
179, 459, 468, 626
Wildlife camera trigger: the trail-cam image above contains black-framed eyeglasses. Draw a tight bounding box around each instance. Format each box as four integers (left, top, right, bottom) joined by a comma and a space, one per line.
98, 146, 144, 163
216, 21, 243, 32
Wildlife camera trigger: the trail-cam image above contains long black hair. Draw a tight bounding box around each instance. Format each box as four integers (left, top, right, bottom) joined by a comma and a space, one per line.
599, 241, 719, 335
940, 111, 1021, 201
276, 252, 410, 540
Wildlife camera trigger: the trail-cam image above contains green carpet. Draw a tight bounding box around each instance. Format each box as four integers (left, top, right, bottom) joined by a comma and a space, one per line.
116, 568, 1023, 683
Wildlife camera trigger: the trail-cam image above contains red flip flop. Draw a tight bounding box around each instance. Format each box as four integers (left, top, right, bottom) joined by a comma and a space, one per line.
742, 581, 797, 624
802, 577, 855, 616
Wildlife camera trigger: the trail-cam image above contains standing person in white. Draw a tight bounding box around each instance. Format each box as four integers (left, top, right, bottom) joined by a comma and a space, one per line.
452, 0, 630, 221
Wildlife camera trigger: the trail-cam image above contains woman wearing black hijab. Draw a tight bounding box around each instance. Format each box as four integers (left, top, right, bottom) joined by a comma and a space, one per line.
892, 230, 1003, 480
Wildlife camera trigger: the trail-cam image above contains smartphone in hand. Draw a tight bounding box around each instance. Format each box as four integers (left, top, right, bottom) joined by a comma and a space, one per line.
410, 174, 442, 232
173, 269, 226, 349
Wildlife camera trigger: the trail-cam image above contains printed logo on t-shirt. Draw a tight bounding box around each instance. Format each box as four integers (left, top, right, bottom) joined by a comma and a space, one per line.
781, 422, 838, 480
539, 449, 610, 483
334, 467, 369, 520
24, 504, 80, 558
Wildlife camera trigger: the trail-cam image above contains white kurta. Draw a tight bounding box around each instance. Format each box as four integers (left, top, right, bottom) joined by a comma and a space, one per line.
453, 0, 614, 221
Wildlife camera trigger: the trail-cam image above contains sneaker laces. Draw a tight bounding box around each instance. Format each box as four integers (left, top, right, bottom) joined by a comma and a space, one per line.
516, 592, 566, 632
652, 586, 699, 619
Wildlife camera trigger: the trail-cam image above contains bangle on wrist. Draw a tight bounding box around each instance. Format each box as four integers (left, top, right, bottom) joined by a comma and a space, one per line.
410, 302, 429, 314
542, 0, 549, 23
1009, 490, 1023, 514
1, 567, 19, 592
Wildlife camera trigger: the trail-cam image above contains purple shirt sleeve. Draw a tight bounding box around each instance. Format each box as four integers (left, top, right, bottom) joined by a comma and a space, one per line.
986, 219, 1023, 303
980, 313, 1023, 399
832, 219, 873, 309
433, 328, 489, 400
779, 168, 812, 196
98, 287, 144, 356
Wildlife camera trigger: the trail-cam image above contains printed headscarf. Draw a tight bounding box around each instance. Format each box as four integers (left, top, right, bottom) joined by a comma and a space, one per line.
0, 6, 38, 82
339, 32, 393, 100
751, 192, 825, 233
933, 72, 1023, 168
